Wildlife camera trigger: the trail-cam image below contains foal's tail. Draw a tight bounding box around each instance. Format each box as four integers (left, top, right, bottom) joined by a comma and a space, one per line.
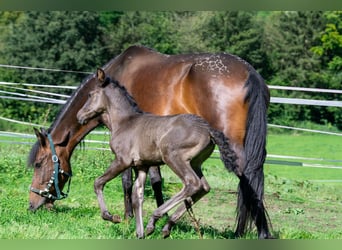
236, 68, 271, 238
209, 128, 240, 176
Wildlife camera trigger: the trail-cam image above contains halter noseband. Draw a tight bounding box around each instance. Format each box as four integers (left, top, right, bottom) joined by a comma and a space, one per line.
30, 133, 72, 200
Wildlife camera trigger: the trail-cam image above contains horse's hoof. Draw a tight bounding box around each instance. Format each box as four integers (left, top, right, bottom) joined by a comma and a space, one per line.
145, 225, 155, 236
102, 211, 121, 223
162, 230, 170, 239
136, 233, 145, 239
124, 212, 134, 220
111, 214, 122, 223
162, 225, 171, 238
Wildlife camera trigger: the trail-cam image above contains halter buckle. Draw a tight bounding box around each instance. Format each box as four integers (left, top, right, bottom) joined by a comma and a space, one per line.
52, 154, 59, 163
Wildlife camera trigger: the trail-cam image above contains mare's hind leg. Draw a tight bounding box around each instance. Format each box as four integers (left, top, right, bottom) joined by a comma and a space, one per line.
162, 170, 211, 238
122, 168, 134, 219
149, 166, 164, 207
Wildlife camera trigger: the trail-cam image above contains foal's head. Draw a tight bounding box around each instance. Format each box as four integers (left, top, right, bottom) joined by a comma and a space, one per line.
77, 68, 143, 126
77, 68, 109, 125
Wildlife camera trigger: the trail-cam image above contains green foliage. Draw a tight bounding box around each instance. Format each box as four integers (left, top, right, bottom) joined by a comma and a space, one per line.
199, 11, 270, 77
106, 11, 181, 55
0, 11, 106, 123
264, 11, 341, 129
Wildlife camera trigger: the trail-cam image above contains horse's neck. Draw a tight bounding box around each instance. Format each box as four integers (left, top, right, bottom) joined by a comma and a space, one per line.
103, 93, 140, 133
51, 119, 100, 160
49, 77, 100, 160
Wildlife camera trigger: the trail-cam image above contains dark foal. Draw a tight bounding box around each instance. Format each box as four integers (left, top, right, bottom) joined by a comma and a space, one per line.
77, 68, 239, 238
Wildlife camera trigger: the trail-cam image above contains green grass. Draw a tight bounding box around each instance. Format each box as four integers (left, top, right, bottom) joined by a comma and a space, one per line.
0, 131, 341, 239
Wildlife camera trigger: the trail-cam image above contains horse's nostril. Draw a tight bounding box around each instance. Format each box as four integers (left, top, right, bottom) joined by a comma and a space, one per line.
28, 202, 36, 212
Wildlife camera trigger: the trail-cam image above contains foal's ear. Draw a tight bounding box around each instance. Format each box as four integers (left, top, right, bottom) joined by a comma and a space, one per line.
34, 127, 47, 148
96, 68, 106, 83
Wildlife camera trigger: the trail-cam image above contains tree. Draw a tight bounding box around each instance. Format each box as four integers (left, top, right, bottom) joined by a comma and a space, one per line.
198, 11, 270, 77
263, 11, 341, 128
311, 11, 342, 129
0, 11, 107, 123
106, 11, 181, 55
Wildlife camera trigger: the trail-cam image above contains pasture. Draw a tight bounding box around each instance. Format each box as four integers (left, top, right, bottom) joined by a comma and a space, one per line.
0, 130, 341, 239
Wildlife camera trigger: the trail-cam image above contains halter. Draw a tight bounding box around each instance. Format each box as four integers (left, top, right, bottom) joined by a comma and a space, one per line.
30, 133, 72, 200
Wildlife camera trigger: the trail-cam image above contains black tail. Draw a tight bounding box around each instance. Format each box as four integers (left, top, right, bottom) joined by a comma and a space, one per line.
209, 128, 240, 176
235, 68, 272, 238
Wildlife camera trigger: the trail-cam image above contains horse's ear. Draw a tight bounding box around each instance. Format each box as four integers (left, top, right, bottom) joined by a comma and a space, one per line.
96, 68, 106, 83
34, 127, 47, 148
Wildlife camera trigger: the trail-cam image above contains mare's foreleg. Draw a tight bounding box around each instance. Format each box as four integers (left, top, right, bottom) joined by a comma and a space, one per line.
95, 159, 128, 223
148, 166, 164, 207
132, 168, 148, 239
122, 168, 134, 219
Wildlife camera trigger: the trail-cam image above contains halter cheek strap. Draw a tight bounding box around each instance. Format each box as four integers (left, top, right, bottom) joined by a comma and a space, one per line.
30, 133, 72, 200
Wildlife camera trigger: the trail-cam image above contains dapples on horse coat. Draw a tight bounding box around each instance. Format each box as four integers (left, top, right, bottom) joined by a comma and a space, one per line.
28, 45, 271, 238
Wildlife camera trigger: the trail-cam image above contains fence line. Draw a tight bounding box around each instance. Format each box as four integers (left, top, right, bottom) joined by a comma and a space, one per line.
1, 115, 341, 137
1, 80, 342, 94
268, 124, 342, 136
1, 89, 341, 107
270, 97, 342, 107
0, 64, 92, 74
5, 85, 70, 98
0, 89, 66, 103
1, 131, 341, 170
268, 85, 342, 94
0, 81, 77, 90
0, 95, 66, 104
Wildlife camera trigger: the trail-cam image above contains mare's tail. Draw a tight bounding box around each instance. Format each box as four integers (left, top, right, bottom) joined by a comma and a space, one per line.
208, 128, 240, 177
236, 68, 272, 238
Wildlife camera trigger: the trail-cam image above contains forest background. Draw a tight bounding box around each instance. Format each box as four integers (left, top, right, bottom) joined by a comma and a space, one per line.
0, 11, 341, 130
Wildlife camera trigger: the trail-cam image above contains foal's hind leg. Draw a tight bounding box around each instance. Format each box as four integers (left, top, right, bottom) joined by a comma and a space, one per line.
145, 158, 203, 236
162, 172, 211, 238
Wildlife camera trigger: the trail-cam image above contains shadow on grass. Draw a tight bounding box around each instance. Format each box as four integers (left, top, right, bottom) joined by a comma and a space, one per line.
43, 205, 281, 239
51, 204, 100, 218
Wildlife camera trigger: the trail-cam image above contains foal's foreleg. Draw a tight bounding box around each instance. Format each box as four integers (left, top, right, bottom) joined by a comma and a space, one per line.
132, 168, 147, 239
95, 159, 127, 223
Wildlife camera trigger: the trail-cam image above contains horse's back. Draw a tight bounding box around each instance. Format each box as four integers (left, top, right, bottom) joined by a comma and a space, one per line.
109, 45, 260, 146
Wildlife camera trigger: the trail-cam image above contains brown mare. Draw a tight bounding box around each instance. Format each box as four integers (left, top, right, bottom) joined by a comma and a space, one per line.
28, 45, 271, 238
76, 68, 239, 238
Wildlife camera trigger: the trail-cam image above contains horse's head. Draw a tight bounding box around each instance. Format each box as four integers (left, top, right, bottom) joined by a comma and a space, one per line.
28, 128, 71, 211
77, 68, 109, 125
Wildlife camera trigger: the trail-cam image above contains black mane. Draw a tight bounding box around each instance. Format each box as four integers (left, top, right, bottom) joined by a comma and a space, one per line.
110, 78, 144, 114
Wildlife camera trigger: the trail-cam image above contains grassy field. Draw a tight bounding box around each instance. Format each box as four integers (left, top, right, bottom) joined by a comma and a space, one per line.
0, 130, 341, 239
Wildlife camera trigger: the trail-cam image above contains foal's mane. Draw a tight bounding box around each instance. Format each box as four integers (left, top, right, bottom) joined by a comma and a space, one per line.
106, 77, 144, 114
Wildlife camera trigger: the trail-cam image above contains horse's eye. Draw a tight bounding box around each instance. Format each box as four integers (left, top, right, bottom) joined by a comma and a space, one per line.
34, 162, 41, 169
